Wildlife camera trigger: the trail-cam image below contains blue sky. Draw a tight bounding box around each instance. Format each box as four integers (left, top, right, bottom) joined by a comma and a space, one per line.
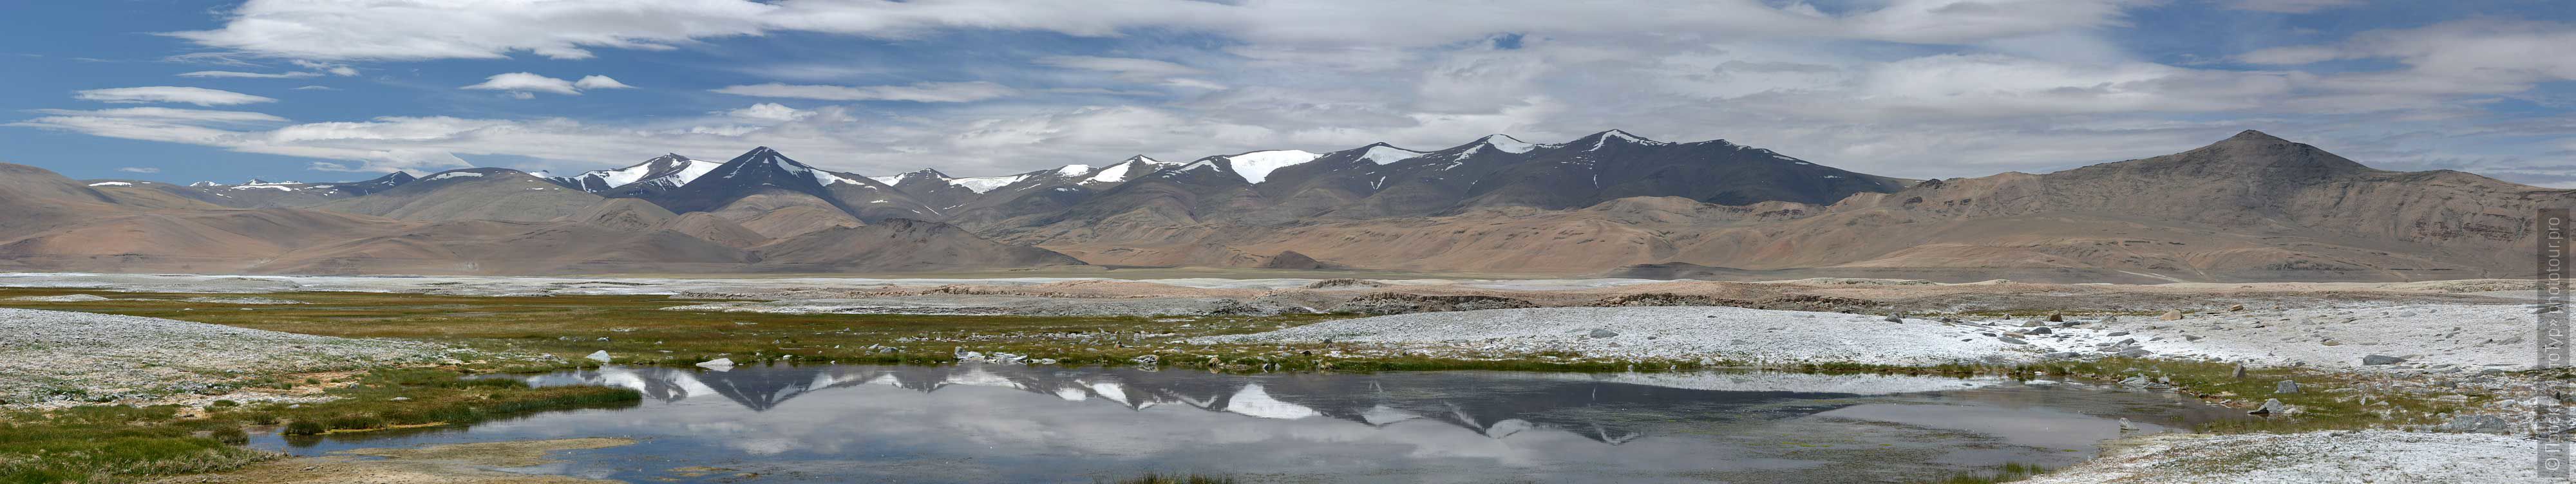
3, 0, 2571, 186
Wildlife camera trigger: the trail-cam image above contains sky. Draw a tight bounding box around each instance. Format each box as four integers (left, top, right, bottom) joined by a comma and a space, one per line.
2, 0, 2571, 186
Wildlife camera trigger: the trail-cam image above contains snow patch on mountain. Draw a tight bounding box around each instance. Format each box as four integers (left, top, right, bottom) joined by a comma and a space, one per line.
423, 171, 486, 182
1222, 150, 1322, 184
1357, 145, 1425, 165
949, 174, 1034, 194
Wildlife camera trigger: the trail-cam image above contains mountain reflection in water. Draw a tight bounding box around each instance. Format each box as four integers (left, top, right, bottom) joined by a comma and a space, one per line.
260, 364, 2233, 483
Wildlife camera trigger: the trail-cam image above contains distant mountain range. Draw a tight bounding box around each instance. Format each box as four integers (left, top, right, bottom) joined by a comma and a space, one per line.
3, 129, 2557, 281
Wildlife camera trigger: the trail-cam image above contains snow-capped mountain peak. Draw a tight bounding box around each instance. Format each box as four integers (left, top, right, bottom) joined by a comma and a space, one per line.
1577, 129, 1665, 149
1215, 149, 1322, 184
1352, 143, 1426, 165
550, 153, 722, 193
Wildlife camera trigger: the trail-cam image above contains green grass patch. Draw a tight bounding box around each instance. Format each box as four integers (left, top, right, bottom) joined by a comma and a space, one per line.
0, 367, 637, 483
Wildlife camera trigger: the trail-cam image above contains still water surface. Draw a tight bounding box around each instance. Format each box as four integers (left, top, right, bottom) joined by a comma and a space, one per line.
254, 364, 2244, 483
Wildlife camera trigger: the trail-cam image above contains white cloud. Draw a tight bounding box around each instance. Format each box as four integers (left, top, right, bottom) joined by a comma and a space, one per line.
292, 85, 337, 91
29, 107, 290, 124
167, 0, 2132, 61
712, 81, 1015, 102
2237, 20, 2576, 96
574, 75, 635, 89
178, 70, 322, 79
116, 167, 160, 173
291, 60, 360, 76
721, 102, 810, 121
73, 87, 277, 106
462, 73, 632, 97
462, 72, 582, 95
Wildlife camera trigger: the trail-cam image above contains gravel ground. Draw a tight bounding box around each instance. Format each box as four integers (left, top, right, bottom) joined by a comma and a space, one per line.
2021, 431, 2568, 483
0, 308, 465, 407
1192, 306, 2048, 366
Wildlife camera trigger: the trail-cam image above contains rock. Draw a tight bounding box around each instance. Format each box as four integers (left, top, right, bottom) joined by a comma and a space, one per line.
2018, 320, 2044, 328
2228, 304, 2246, 312
1998, 337, 2029, 345
2107, 331, 2130, 337
2047, 312, 2065, 322
2116, 349, 2153, 358
2320, 339, 2341, 346
1884, 313, 1905, 323
2435, 414, 2513, 434
2118, 418, 2138, 431
2363, 355, 2406, 366
2120, 375, 2150, 386
2275, 380, 2300, 394
2231, 366, 2248, 379
1130, 355, 1159, 364
2159, 310, 2183, 321
695, 358, 734, 369
2249, 398, 2291, 415
1589, 328, 1620, 339
585, 350, 612, 363
2025, 327, 2053, 335
2043, 351, 2083, 359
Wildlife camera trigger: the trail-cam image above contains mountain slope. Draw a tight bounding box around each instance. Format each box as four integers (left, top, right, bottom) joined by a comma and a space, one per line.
650, 147, 940, 223
1027, 131, 2562, 281
316, 168, 608, 222
752, 218, 1086, 272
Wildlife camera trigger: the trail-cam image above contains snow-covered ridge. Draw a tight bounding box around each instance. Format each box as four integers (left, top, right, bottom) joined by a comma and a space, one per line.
1218, 150, 1323, 184
949, 173, 1035, 194
1356, 145, 1425, 165
422, 171, 486, 182
86, 182, 133, 187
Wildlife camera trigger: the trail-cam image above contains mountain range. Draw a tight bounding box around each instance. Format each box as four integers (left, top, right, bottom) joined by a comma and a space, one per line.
1, 129, 2557, 282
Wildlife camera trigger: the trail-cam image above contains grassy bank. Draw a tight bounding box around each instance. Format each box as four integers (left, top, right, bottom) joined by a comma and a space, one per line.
0, 367, 636, 483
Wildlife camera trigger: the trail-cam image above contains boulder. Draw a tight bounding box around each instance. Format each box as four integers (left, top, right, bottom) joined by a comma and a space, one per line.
2159, 310, 2183, 321
2275, 380, 2300, 394
2363, 355, 2406, 366
695, 358, 734, 369
1589, 328, 1620, 339
1997, 337, 2029, 345
585, 350, 612, 363
2249, 398, 2291, 415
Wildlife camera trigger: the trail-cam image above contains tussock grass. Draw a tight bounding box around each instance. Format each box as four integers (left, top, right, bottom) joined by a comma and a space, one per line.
0, 368, 636, 483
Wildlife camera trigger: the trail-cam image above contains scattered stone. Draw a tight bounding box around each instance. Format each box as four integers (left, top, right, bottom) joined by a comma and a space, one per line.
2363, 355, 2407, 366
1998, 337, 2029, 345
585, 350, 612, 363
2121, 375, 2150, 386
2117, 349, 2154, 358
1130, 355, 1159, 364
2025, 327, 2053, 335
2228, 304, 2246, 312
1588, 328, 1620, 339
2047, 312, 2065, 322
694, 358, 734, 369
2232, 366, 2247, 379
2118, 418, 2138, 431
2276, 380, 2301, 394
2249, 398, 2291, 415
2159, 310, 2183, 321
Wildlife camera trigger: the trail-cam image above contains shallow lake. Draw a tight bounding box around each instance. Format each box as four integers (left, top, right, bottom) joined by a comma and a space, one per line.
254, 364, 2246, 483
